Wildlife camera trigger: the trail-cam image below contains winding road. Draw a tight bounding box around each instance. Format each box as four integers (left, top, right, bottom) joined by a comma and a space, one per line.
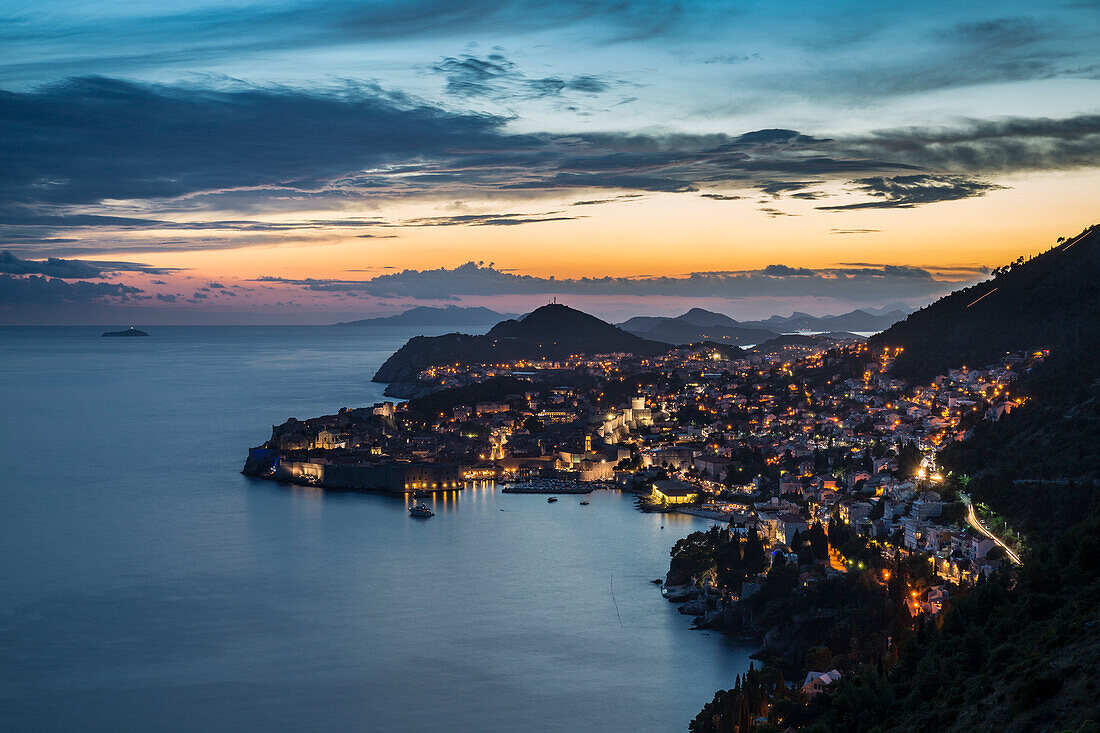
966, 502, 1022, 565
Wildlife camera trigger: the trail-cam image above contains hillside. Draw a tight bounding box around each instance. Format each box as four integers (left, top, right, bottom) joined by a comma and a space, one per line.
870, 225, 1100, 380
372, 304, 669, 393
750, 332, 864, 354
799, 224, 1100, 733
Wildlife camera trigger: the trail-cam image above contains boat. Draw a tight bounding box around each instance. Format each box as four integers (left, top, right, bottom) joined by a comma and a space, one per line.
547, 497, 558, 503
579, 500, 589, 505
409, 504, 434, 517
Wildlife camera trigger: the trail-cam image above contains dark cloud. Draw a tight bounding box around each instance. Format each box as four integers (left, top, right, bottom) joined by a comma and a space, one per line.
155, 293, 177, 303
0, 274, 142, 304
839, 116, 1100, 173
946, 17, 1049, 52
3, 76, 1098, 256
699, 193, 743, 200
830, 228, 880, 235
433, 53, 516, 97
0, 250, 180, 277
254, 260, 960, 303
0, 250, 103, 278
759, 181, 822, 197
817, 174, 1003, 210
775, 14, 1097, 102
0, 76, 519, 207
503, 172, 699, 193
432, 52, 620, 101
393, 212, 582, 227
762, 264, 816, 276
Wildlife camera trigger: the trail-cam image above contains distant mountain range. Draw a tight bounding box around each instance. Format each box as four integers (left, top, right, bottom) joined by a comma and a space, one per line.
618, 306, 909, 345
335, 305, 512, 328
741, 307, 911, 333
372, 304, 668, 395
365, 302, 903, 395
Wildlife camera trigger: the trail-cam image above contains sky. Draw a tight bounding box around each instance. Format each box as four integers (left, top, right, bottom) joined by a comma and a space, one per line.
2, 0, 1099, 324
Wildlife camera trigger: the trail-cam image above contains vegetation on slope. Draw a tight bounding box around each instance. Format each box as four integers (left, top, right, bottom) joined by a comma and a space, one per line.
870, 225, 1099, 381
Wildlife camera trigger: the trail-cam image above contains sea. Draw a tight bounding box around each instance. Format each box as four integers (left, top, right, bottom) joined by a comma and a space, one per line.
0, 326, 754, 733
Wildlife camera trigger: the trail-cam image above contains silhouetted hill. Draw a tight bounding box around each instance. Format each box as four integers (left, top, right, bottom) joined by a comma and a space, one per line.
750, 332, 864, 354
373, 304, 668, 393
870, 225, 1100, 380
335, 305, 511, 328
803, 225, 1100, 733
486, 303, 652, 346
619, 308, 778, 346
677, 307, 741, 328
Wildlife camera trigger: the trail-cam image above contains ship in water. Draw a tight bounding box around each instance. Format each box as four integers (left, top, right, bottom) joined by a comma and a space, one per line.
408, 504, 434, 517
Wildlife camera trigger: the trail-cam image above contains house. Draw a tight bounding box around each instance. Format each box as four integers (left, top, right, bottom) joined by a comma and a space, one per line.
838, 500, 873, 524
776, 513, 809, 546
652, 480, 698, 505
694, 453, 731, 479
848, 471, 872, 488
779, 478, 803, 495
914, 491, 943, 519
802, 669, 842, 697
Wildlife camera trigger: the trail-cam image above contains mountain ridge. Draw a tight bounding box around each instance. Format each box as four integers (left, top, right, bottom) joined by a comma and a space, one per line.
871, 224, 1099, 380
372, 303, 669, 395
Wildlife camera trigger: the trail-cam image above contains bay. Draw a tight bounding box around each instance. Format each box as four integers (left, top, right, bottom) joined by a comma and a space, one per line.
0, 326, 752, 732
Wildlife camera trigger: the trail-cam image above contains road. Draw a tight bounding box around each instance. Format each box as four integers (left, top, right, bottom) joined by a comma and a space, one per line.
966, 502, 1022, 565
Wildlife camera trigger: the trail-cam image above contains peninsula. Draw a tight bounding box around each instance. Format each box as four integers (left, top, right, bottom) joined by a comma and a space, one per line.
242, 225, 1100, 732
372, 303, 669, 397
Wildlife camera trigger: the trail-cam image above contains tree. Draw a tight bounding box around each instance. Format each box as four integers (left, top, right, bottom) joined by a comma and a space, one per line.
808, 521, 830, 561
744, 530, 768, 576
897, 441, 922, 477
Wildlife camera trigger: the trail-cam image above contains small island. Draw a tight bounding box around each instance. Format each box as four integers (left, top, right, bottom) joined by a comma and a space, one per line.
102, 327, 149, 337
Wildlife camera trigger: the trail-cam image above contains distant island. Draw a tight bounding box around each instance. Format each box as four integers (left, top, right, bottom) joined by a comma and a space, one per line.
102, 327, 149, 337
334, 305, 514, 328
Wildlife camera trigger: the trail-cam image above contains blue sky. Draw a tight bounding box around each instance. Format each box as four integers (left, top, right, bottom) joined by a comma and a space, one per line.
1, 0, 1099, 323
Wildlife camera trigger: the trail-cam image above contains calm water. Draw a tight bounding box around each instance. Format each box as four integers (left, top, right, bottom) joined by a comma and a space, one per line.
0, 326, 752, 732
